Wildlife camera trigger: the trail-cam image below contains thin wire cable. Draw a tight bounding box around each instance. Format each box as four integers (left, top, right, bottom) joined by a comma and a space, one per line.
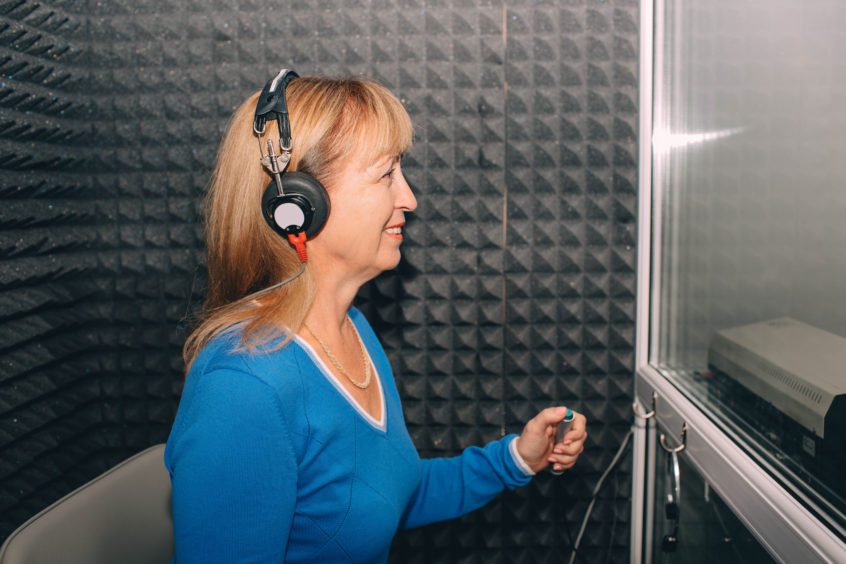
499, 0, 509, 440
557, 474, 576, 556
240, 261, 306, 303
568, 427, 634, 564
604, 452, 624, 564
180, 264, 201, 326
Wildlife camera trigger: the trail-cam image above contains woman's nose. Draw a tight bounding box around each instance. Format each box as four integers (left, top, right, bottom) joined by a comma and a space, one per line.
396, 172, 417, 212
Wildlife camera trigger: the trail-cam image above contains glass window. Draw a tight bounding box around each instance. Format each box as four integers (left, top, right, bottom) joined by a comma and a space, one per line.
652, 451, 776, 563
651, 0, 846, 536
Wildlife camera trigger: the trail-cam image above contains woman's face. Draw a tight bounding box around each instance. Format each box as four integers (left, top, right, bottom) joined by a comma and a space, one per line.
310, 151, 417, 281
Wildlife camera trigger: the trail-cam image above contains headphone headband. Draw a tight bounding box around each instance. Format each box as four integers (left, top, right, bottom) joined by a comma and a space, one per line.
253, 68, 300, 148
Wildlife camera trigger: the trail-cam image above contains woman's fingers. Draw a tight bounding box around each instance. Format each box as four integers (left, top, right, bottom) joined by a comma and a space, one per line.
519, 408, 587, 473
546, 412, 587, 472
552, 441, 582, 456
558, 414, 587, 445
553, 431, 587, 454
547, 445, 584, 467
530, 406, 569, 433
551, 462, 575, 472
563, 413, 587, 441
549, 457, 578, 472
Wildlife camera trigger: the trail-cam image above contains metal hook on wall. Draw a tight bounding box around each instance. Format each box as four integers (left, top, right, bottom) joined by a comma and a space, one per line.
660, 422, 688, 454
633, 391, 657, 420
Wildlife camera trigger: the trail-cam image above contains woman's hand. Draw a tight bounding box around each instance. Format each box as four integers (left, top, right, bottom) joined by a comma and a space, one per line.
515, 407, 587, 474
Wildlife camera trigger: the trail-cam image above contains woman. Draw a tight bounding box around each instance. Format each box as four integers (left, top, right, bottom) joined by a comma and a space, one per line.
164, 70, 587, 563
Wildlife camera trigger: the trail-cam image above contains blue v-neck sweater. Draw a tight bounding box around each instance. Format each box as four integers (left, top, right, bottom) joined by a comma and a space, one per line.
164, 306, 534, 563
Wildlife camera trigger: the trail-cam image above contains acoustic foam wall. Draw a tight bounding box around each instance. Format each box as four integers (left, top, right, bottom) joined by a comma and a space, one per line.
0, 1, 638, 561
497, 4, 637, 562
0, 0, 129, 541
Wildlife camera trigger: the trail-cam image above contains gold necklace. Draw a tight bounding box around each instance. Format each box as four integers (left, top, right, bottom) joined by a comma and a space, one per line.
303, 317, 371, 389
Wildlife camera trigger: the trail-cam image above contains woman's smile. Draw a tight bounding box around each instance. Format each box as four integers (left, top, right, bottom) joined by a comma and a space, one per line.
384, 223, 404, 240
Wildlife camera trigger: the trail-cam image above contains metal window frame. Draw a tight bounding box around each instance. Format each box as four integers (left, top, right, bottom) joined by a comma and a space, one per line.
629, 1, 846, 562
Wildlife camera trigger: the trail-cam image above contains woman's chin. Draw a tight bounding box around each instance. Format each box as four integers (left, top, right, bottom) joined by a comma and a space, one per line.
378, 250, 402, 272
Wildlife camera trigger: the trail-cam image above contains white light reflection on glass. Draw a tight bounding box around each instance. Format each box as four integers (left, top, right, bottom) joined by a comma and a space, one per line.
652, 127, 745, 154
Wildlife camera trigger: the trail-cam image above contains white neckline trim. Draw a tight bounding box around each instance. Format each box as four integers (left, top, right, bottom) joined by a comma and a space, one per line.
293, 325, 387, 433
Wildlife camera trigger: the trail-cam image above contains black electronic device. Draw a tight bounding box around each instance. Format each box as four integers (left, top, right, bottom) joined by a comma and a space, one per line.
706, 318, 846, 504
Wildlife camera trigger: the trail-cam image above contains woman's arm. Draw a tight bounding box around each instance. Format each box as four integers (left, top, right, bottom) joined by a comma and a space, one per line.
166, 367, 297, 563
396, 405, 588, 530
397, 434, 533, 530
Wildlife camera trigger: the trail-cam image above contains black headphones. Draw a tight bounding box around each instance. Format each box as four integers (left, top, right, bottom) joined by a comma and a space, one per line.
253, 68, 330, 262
662, 449, 681, 552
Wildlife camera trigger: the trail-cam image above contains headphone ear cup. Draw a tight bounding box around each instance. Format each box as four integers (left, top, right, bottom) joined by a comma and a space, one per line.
261, 171, 330, 239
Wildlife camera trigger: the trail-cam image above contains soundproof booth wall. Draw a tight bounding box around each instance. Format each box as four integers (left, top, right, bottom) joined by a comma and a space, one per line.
0, 0, 639, 561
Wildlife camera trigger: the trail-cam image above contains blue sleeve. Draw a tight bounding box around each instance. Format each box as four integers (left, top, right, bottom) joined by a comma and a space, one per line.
397, 434, 534, 530
166, 367, 298, 563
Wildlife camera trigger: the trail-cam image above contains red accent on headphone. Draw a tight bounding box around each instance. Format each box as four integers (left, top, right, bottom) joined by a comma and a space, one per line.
287, 231, 308, 263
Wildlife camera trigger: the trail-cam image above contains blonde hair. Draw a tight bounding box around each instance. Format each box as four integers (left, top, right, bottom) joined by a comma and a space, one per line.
182, 75, 413, 373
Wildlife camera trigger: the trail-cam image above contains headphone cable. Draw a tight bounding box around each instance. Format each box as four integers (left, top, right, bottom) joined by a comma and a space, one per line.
567, 426, 634, 564
243, 261, 307, 303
